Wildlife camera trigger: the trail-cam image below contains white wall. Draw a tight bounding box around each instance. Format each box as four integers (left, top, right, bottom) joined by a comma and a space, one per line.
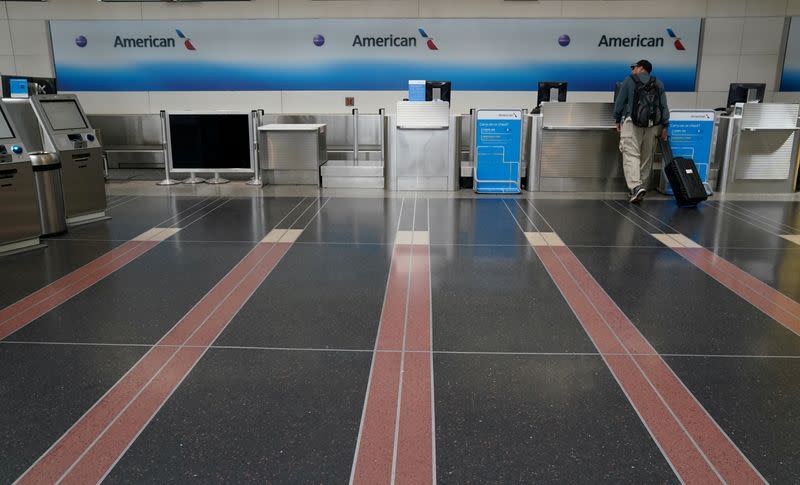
2, 0, 800, 114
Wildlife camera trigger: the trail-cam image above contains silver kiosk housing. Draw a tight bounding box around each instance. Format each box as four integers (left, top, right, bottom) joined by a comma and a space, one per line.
29, 94, 106, 224
0, 101, 41, 254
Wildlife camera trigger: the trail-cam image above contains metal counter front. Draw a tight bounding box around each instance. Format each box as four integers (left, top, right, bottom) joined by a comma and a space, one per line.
259, 112, 385, 189
88, 114, 164, 169
385, 102, 460, 191
529, 102, 625, 192
716, 103, 800, 194
258, 124, 327, 185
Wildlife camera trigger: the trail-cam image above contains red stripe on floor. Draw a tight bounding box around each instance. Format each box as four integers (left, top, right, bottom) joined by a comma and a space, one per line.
395, 351, 434, 484
404, 245, 431, 352
534, 248, 626, 355
0, 241, 158, 341
351, 351, 403, 484
375, 245, 411, 352
395, 244, 433, 484
551, 246, 765, 483
59, 346, 206, 485
353, 244, 410, 483
0, 240, 146, 325
634, 354, 766, 484
697, 250, 800, 314
604, 354, 723, 484
675, 247, 800, 336
15, 241, 290, 484
159, 243, 276, 346
353, 241, 435, 485
534, 245, 729, 484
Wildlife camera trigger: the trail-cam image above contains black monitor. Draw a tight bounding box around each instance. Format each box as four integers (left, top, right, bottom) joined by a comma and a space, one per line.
168, 113, 251, 171
538, 81, 567, 106
425, 81, 451, 102
726, 83, 766, 107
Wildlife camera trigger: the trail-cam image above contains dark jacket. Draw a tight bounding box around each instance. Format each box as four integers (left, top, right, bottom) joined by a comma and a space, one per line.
614, 73, 670, 126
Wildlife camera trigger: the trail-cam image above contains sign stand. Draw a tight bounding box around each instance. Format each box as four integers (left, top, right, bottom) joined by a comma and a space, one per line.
183, 172, 205, 184
659, 109, 716, 195
206, 172, 229, 184
473, 109, 523, 194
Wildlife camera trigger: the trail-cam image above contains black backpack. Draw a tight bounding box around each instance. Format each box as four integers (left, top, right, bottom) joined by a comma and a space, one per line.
630, 75, 663, 128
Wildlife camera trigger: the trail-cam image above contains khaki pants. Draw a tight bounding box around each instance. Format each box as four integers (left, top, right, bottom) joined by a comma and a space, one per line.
619, 119, 661, 191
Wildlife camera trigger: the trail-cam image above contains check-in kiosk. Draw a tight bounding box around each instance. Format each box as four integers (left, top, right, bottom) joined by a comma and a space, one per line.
0, 102, 41, 254
386, 101, 460, 191
528, 102, 625, 192
28, 94, 106, 223
716, 102, 800, 194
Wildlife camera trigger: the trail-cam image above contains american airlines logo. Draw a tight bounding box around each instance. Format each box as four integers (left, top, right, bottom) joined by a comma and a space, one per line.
596, 28, 686, 50
351, 27, 439, 50
112, 28, 196, 50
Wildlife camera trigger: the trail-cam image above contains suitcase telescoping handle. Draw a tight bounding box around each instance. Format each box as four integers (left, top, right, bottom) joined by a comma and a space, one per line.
659, 137, 674, 164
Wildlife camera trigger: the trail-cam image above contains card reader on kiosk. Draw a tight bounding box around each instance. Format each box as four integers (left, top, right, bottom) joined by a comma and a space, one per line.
28, 94, 106, 224
0, 101, 41, 254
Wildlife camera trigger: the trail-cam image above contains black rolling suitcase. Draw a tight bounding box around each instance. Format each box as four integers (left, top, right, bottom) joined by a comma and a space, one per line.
660, 139, 708, 207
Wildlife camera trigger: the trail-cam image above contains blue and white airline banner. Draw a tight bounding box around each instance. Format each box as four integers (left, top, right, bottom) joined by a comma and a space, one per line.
665, 110, 715, 194
49, 19, 700, 92
474, 109, 523, 194
782, 17, 800, 91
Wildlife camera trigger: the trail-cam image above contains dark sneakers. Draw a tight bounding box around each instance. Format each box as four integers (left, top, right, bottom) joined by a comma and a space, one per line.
629, 186, 647, 203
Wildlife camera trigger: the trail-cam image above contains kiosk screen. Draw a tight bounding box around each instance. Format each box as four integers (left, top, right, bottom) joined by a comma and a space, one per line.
41, 100, 88, 130
0, 111, 13, 139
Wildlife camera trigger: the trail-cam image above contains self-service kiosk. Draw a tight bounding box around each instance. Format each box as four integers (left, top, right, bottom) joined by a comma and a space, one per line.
0, 102, 41, 254
28, 94, 106, 224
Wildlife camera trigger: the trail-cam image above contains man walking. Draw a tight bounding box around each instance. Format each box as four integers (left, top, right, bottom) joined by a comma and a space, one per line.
614, 59, 670, 203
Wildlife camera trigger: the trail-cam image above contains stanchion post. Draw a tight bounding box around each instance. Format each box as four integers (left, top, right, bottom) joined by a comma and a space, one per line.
247, 109, 264, 187
378, 108, 385, 163
469, 108, 477, 167
156, 110, 180, 186
352, 108, 359, 165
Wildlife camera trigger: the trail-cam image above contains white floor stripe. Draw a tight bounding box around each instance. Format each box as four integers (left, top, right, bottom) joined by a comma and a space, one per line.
148, 228, 181, 242
261, 229, 287, 243
670, 233, 702, 248
412, 230, 429, 246
524, 232, 547, 247
278, 229, 304, 243
395, 231, 414, 245
652, 233, 701, 249
524, 231, 565, 247
133, 227, 181, 242
542, 232, 565, 247
651, 234, 684, 248
781, 234, 800, 246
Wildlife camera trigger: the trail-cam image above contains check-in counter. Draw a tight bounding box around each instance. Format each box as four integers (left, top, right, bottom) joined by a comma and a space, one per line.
88, 114, 164, 169
716, 103, 800, 194
258, 124, 327, 185
385, 101, 460, 191
458, 111, 529, 182
528, 102, 625, 192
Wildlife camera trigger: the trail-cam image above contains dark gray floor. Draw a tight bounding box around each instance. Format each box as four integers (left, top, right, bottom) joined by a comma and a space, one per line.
2, 194, 800, 483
